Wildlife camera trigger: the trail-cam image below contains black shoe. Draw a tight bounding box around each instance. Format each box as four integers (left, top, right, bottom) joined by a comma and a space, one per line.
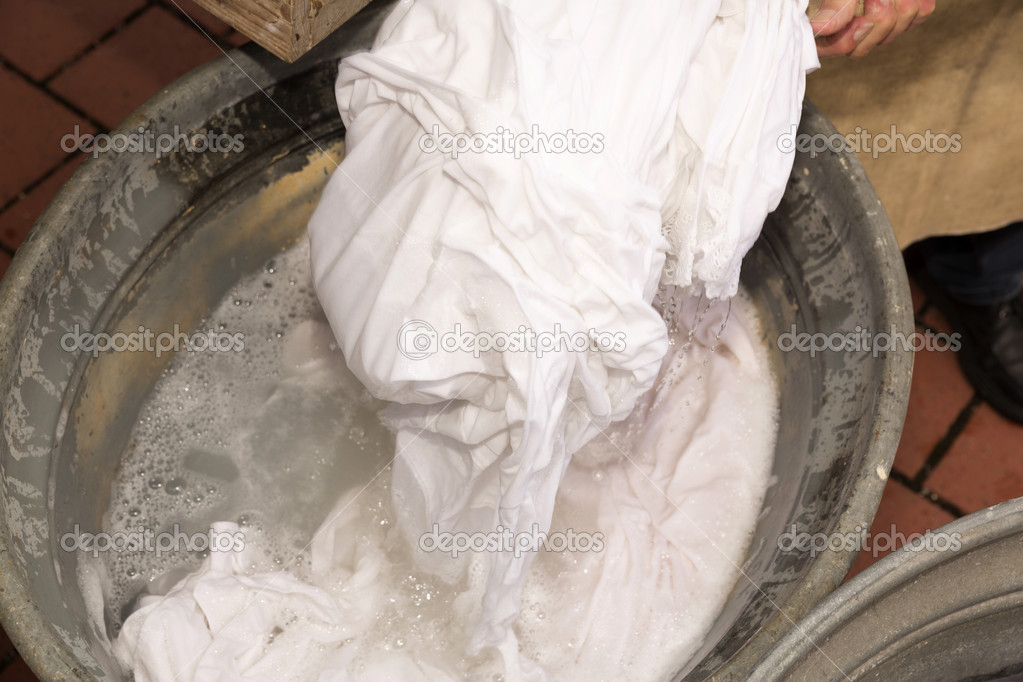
910, 259, 1023, 425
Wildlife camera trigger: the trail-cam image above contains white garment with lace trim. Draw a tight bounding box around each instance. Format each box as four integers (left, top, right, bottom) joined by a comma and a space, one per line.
309, 0, 816, 657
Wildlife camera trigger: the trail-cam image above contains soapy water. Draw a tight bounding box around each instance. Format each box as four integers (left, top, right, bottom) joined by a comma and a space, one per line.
94, 237, 778, 680
99, 240, 395, 633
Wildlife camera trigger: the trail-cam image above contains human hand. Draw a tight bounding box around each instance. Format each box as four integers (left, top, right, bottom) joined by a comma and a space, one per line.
811, 0, 935, 58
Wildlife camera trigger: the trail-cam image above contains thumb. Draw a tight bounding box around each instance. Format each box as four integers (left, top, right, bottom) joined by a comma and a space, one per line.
810, 0, 859, 36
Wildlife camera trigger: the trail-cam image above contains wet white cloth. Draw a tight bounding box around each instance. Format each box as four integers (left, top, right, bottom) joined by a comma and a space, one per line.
110, 519, 366, 681
111, 506, 437, 681
308, 0, 816, 659
111, 300, 780, 681
113, 0, 817, 677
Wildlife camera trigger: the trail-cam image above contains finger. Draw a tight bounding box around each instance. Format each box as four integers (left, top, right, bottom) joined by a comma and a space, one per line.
910, 0, 936, 28
848, 0, 900, 57
880, 0, 920, 45
816, 16, 875, 57
810, 0, 859, 37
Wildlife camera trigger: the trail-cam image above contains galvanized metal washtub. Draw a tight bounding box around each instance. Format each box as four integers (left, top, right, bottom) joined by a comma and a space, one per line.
0, 0, 913, 678
749, 497, 1023, 681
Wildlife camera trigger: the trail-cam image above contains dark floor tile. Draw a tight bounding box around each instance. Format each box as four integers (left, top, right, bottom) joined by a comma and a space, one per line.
0, 156, 84, 252
0, 654, 38, 682
48, 6, 221, 129
0, 67, 91, 207
160, 0, 232, 36
926, 402, 1023, 512
0, 0, 146, 81
908, 274, 926, 317
845, 477, 956, 580
920, 302, 954, 336
0, 622, 16, 668
892, 325, 974, 477
225, 30, 251, 48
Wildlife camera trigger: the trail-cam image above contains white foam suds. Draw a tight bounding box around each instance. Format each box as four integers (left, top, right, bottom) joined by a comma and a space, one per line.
98, 240, 393, 632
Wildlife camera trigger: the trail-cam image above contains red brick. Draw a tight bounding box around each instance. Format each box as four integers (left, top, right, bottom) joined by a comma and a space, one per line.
0, 0, 145, 81
161, 0, 233, 36
845, 478, 955, 580
48, 7, 221, 129
0, 68, 91, 207
926, 402, 1023, 513
0, 156, 84, 252
0, 619, 13, 658
892, 323, 974, 477
225, 30, 251, 48
0, 654, 39, 681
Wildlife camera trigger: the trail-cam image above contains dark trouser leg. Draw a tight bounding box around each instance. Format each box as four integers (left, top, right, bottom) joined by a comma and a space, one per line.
919, 222, 1023, 305
913, 221, 1023, 423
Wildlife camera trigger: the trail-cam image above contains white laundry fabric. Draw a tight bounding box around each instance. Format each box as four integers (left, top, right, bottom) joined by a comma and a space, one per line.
111, 500, 458, 681
111, 298, 779, 681
110, 514, 383, 682
308, 0, 816, 660
513, 296, 779, 678
113, 0, 817, 677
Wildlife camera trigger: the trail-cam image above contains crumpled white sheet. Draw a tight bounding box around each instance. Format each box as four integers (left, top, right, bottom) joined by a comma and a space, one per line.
111, 299, 778, 681
110, 518, 358, 682
513, 296, 779, 678
308, 0, 816, 658
111, 502, 447, 682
